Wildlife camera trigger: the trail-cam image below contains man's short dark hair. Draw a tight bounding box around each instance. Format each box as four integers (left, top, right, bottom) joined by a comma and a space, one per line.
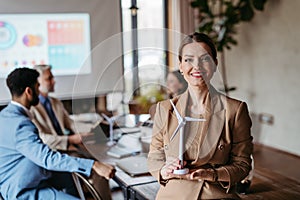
6, 68, 40, 97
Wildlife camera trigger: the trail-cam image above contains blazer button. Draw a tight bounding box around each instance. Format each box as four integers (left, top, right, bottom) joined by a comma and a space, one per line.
218, 144, 224, 150
164, 144, 168, 150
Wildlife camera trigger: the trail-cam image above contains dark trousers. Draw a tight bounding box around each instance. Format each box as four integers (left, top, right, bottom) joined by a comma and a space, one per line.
39, 171, 79, 197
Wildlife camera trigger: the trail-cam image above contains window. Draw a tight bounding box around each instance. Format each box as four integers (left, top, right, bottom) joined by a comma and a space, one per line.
121, 0, 166, 103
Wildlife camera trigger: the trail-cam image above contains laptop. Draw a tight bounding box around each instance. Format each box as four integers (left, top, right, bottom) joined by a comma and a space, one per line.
106, 144, 140, 158
116, 156, 149, 177
106, 134, 142, 158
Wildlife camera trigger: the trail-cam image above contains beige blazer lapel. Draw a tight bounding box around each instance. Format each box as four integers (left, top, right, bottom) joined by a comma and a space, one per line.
181, 91, 206, 155
177, 91, 201, 146
195, 90, 226, 164
36, 102, 58, 135
165, 89, 226, 164
197, 110, 225, 162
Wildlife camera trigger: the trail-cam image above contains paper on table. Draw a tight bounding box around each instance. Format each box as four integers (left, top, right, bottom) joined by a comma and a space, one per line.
70, 113, 103, 123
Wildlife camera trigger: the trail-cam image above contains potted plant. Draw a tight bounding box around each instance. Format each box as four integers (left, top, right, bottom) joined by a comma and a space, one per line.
190, 0, 268, 93
129, 86, 167, 114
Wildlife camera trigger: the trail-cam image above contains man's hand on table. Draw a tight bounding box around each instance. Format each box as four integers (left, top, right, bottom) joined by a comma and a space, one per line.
92, 161, 116, 180
68, 132, 94, 145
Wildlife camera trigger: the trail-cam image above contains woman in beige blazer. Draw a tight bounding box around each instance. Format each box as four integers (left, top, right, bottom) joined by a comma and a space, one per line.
147, 32, 253, 200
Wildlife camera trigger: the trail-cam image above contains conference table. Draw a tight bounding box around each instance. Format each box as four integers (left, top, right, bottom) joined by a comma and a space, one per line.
79, 114, 160, 200
76, 114, 296, 200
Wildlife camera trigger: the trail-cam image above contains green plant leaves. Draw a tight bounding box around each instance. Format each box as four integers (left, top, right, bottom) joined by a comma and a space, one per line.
190, 0, 268, 51
240, 0, 255, 21
252, 0, 267, 10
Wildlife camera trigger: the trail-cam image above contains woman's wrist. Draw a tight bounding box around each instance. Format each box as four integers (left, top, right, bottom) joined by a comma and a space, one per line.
159, 169, 169, 185
209, 168, 218, 182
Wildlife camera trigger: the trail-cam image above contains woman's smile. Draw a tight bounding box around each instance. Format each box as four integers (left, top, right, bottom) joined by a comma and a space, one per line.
190, 71, 206, 78
180, 42, 217, 88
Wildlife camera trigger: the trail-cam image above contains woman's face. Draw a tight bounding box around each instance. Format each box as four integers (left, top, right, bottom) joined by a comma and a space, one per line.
166, 73, 183, 96
179, 42, 217, 89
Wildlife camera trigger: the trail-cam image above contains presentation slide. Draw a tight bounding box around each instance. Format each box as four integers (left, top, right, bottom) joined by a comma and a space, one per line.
0, 13, 91, 77
0, 0, 124, 105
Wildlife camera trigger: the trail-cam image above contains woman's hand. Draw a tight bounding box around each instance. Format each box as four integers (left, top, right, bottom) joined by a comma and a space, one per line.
92, 161, 116, 180
160, 157, 188, 180
189, 168, 217, 182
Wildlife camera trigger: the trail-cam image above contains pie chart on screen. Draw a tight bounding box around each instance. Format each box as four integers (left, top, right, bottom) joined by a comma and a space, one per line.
0, 21, 17, 49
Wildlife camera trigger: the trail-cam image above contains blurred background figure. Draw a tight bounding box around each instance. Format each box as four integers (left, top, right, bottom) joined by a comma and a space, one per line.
31, 64, 90, 151
166, 69, 188, 98
149, 70, 188, 119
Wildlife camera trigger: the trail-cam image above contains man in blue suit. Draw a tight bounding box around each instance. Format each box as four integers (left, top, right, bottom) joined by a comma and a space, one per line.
0, 68, 115, 200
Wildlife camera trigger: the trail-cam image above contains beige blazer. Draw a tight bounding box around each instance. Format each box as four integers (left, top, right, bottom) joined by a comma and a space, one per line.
30, 97, 76, 151
147, 88, 253, 200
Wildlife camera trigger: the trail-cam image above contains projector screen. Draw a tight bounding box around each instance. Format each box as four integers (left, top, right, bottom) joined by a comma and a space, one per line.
0, 13, 92, 76
0, 0, 124, 105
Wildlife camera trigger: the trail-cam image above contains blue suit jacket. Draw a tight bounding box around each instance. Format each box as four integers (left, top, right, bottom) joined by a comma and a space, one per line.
0, 103, 94, 199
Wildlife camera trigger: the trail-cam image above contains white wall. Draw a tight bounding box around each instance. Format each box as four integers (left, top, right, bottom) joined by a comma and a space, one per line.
225, 0, 300, 155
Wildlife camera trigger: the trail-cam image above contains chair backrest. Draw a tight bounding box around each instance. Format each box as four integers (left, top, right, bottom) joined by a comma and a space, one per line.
72, 172, 102, 200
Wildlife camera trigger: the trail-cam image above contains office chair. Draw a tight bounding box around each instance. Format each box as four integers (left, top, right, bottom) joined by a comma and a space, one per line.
72, 172, 102, 200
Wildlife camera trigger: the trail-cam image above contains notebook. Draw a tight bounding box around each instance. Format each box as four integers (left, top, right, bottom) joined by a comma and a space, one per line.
116, 156, 149, 177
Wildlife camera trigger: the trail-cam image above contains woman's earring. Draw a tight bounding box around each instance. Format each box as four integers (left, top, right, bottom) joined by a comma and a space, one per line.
180, 71, 183, 75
